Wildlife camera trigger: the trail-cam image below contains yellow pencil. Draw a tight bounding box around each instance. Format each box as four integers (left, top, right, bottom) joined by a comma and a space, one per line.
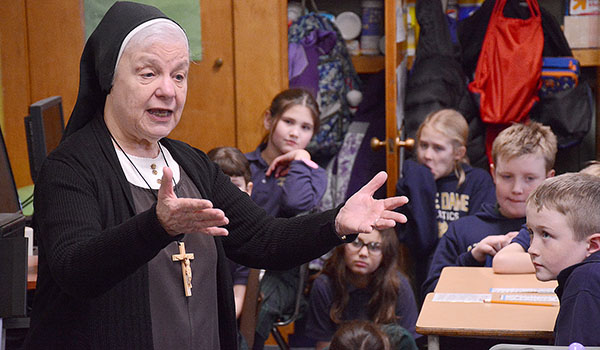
484, 299, 556, 307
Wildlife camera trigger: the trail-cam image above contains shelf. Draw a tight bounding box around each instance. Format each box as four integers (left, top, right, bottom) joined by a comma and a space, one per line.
350, 49, 598, 74
351, 55, 385, 73
573, 48, 600, 67
351, 54, 414, 73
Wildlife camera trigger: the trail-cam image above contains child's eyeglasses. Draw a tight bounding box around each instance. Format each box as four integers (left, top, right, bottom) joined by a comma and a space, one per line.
348, 239, 382, 255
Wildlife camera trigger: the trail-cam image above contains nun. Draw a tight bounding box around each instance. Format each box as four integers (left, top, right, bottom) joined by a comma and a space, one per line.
24, 2, 408, 349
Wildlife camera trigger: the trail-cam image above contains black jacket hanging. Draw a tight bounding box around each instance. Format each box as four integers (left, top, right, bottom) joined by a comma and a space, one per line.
404, 0, 487, 169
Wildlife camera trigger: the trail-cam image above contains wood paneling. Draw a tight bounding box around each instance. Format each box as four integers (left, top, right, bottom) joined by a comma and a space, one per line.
0, 0, 31, 187
233, 1, 288, 153
384, 0, 400, 196
169, 0, 236, 151
26, 0, 83, 112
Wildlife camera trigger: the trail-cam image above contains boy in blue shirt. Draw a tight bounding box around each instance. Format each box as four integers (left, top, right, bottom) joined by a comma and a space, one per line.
422, 122, 557, 297
527, 173, 600, 346
493, 161, 600, 274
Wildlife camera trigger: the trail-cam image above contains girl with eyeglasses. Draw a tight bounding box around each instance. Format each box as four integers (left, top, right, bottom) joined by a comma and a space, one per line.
305, 228, 419, 350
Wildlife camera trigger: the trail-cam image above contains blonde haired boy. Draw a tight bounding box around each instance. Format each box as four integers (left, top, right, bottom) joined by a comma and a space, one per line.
423, 122, 556, 296
493, 159, 600, 274
527, 173, 600, 345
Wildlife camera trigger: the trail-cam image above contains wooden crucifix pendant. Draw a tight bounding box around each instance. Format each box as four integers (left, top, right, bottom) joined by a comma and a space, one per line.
172, 241, 195, 297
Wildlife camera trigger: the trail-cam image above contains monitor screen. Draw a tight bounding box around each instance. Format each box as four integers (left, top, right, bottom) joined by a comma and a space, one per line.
0, 127, 22, 213
25, 96, 65, 183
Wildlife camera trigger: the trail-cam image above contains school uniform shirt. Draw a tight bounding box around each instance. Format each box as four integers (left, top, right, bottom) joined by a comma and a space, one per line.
246, 144, 327, 218
246, 145, 327, 339
512, 225, 531, 251
481, 224, 530, 266
229, 260, 250, 286
422, 203, 525, 297
395, 159, 495, 259
396, 159, 495, 297
554, 251, 600, 346
305, 272, 419, 342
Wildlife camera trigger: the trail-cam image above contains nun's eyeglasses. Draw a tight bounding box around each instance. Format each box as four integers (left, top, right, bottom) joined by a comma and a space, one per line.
348, 239, 382, 255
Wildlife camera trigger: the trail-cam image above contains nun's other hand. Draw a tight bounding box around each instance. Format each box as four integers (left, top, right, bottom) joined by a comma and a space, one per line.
156, 167, 229, 237
334, 171, 408, 237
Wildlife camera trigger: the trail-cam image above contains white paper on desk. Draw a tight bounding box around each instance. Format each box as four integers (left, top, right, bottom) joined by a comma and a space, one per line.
432, 293, 492, 303
490, 288, 555, 294
500, 294, 559, 303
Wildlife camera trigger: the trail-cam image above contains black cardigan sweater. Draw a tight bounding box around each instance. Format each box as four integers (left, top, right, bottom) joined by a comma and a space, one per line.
24, 117, 345, 349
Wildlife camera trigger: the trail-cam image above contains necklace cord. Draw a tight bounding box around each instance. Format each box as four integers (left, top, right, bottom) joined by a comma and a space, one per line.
109, 133, 176, 199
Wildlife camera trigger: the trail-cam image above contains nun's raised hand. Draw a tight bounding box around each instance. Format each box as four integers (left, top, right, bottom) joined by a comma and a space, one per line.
156, 167, 229, 237
334, 171, 408, 237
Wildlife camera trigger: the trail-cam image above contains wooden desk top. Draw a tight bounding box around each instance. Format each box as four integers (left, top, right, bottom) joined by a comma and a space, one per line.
416, 267, 559, 339
435, 266, 558, 294
28, 255, 37, 290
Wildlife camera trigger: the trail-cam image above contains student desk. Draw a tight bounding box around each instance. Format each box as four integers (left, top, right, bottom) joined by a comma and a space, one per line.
416, 267, 559, 350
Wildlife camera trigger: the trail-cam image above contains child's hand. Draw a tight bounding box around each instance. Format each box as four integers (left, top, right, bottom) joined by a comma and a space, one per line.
471, 231, 519, 263
266, 149, 317, 178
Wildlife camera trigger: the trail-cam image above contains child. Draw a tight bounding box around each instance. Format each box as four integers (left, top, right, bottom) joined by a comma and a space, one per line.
207, 146, 253, 319
395, 109, 496, 294
422, 122, 557, 297
493, 160, 600, 274
305, 228, 419, 350
526, 173, 600, 346
329, 320, 391, 350
246, 88, 326, 218
245, 88, 327, 349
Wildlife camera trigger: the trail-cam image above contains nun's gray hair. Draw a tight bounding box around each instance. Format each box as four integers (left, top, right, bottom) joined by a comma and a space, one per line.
114, 18, 189, 76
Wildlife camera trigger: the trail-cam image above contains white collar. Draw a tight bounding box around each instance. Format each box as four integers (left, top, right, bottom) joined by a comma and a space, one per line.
113, 143, 180, 190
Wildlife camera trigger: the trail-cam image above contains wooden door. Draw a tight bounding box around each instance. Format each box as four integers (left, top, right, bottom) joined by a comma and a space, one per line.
170, 1, 236, 150
383, 0, 414, 197
383, 0, 400, 196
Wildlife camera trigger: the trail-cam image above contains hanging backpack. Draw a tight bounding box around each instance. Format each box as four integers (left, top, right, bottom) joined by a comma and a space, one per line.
459, 0, 592, 150
466, 0, 543, 162
528, 10, 593, 149
288, 13, 361, 166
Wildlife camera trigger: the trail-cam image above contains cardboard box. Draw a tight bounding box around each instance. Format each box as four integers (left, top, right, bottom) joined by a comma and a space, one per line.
564, 15, 600, 48
568, 0, 600, 15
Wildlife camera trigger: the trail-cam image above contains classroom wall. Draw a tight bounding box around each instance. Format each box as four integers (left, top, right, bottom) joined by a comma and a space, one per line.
1, 1, 596, 189
0, 1, 287, 189
0, 0, 31, 188
0, 47, 3, 132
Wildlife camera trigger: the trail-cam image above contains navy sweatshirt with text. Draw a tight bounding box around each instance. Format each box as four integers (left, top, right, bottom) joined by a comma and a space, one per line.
395, 159, 495, 295
422, 203, 525, 298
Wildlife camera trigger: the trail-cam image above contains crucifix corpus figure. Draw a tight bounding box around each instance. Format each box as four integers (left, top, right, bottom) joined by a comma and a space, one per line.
172, 241, 195, 297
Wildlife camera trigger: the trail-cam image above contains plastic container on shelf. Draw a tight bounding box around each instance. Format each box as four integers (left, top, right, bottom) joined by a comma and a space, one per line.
360, 0, 384, 55
335, 11, 362, 41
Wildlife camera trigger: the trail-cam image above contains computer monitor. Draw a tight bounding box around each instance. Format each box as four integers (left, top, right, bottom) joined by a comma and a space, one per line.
24, 96, 65, 183
0, 127, 27, 318
0, 126, 22, 214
